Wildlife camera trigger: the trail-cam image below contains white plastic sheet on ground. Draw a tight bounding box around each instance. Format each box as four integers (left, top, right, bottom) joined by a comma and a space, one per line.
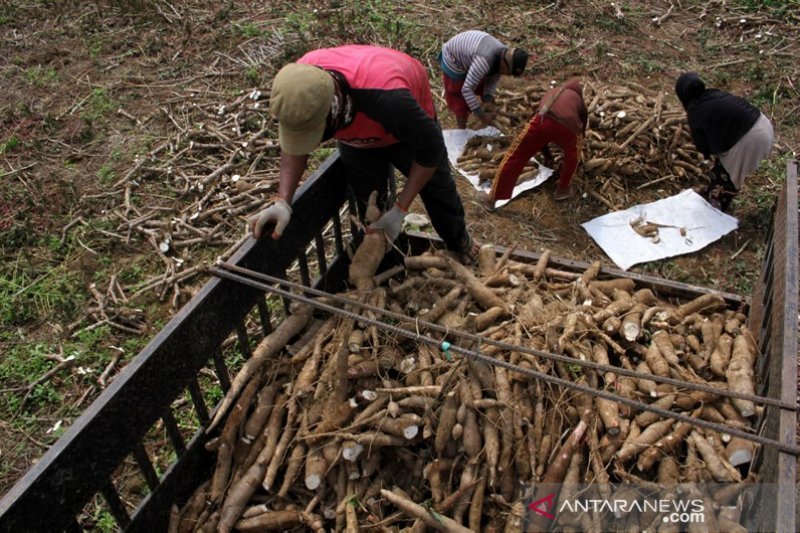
581, 189, 739, 271
442, 126, 553, 209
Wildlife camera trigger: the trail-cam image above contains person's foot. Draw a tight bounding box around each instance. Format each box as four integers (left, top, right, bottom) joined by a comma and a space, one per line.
553, 185, 575, 201
457, 233, 480, 265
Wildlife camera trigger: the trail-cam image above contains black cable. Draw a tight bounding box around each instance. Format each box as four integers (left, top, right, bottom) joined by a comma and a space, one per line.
215, 262, 794, 410
210, 264, 800, 455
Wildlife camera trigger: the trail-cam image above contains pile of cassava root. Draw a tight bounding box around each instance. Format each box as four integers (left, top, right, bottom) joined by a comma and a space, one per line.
457, 80, 709, 208
176, 244, 759, 533
456, 135, 540, 186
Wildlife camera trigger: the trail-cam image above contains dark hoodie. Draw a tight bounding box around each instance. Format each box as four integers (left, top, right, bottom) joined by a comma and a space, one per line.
675, 72, 760, 158
539, 79, 587, 136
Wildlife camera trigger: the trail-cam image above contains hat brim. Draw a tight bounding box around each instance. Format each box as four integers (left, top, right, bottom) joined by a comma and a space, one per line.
278, 117, 327, 156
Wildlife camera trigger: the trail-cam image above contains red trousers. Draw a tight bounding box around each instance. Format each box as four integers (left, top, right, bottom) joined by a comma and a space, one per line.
490, 114, 580, 201
443, 74, 486, 121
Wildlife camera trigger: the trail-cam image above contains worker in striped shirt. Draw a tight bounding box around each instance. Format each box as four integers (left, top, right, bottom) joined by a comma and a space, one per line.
440, 30, 529, 129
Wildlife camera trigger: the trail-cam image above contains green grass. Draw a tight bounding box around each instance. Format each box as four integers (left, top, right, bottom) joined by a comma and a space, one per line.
232, 21, 270, 39
0, 259, 85, 326
0, 135, 20, 155
82, 88, 115, 123
24, 65, 58, 87
0, 342, 65, 414
0, 322, 128, 419
636, 258, 700, 285
729, 0, 794, 15
632, 56, 664, 74
96, 164, 116, 184
309, 146, 336, 167
333, 0, 425, 55
245, 66, 259, 85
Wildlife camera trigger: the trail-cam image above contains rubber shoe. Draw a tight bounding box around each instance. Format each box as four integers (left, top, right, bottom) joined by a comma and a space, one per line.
553, 185, 575, 201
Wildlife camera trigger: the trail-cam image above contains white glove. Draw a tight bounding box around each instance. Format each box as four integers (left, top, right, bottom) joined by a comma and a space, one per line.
248, 199, 292, 239
368, 204, 406, 243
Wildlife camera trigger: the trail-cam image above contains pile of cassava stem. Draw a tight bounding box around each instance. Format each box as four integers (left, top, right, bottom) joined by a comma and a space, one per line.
457, 80, 708, 207
176, 244, 759, 533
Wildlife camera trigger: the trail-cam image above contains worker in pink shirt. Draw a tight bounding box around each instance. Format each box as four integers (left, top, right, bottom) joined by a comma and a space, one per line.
249, 45, 478, 263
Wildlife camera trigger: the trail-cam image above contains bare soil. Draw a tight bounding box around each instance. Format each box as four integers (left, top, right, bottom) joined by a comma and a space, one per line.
1, 0, 797, 511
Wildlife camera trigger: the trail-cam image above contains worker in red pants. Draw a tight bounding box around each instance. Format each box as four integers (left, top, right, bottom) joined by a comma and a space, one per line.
488, 79, 587, 202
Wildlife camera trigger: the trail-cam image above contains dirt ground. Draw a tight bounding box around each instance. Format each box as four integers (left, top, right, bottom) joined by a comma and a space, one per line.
1, 0, 798, 516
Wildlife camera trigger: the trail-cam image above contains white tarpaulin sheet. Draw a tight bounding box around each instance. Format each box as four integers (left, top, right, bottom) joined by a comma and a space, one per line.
581, 189, 739, 271
443, 126, 553, 209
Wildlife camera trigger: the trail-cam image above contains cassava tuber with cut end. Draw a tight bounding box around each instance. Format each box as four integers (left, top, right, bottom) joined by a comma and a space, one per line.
186, 236, 765, 532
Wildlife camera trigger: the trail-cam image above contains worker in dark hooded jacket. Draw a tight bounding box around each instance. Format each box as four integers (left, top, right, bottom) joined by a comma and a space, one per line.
675, 72, 774, 212
487, 79, 587, 203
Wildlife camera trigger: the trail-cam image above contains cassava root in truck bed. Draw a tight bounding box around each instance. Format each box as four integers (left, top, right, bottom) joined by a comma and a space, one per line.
181, 247, 760, 532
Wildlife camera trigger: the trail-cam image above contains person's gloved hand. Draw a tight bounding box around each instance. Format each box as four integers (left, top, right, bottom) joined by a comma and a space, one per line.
248, 198, 292, 239
368, 203, 406, 243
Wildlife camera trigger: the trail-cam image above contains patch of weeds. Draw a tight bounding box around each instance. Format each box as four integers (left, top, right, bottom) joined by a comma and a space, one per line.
24, 65, 58, 87
82, 88, 116, 123
0, 342, 65, 414
265, 294, 287, 317
749, 82, 781, 109
45, 234, 64, 255
286, 11, 316, 36
241, 115, 263, 133
91, 267, 110, 284
713, 70, 732, 87
632, 56, 663, 74
730, 0, 792, 16
734, 157, 786, 228
593, 13, 632, 34
0, 259, 85, 326
695, 28, 722, 54
309, 146, 336, 166
245, 66, 259, 86
566, 363, 583, 377
97, 164, 116, 184
0, 135, 20, 155
118, 263, 145, 285
72, 323, 112, 349
232, 22, 270, 38
86, 37, 103, 60
594, 42, 610, 60
334, 0, 424, 55
730, 259, 756, 295
637, 258, 698, 285
744, 64, 766, 84
91, 506, 118, 533
121, 335, 149, 356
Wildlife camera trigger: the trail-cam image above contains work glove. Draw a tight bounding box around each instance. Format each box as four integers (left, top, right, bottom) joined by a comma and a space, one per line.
368, 203, 406, 244
248, 198, 292, 239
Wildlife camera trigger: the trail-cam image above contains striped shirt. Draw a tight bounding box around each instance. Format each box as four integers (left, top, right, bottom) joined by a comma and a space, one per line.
441, 30, 505, 113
